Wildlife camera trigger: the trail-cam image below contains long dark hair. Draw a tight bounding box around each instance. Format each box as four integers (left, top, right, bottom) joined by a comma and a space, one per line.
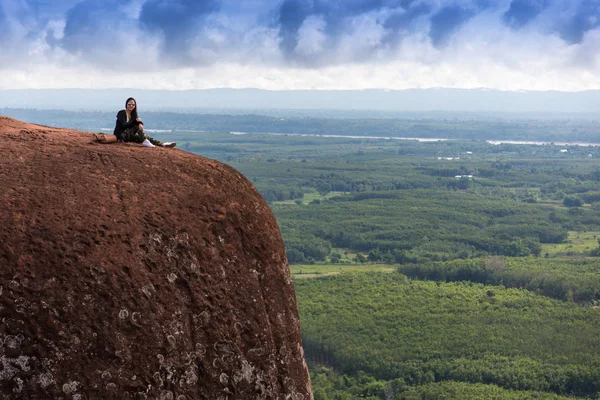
125, 97, 138, 121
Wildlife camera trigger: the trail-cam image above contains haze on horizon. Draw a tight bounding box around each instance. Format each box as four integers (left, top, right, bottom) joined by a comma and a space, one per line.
0, 0, 599, 92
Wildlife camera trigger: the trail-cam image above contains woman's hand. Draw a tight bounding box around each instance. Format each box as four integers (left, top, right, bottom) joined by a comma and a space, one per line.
139, 123, 144, 131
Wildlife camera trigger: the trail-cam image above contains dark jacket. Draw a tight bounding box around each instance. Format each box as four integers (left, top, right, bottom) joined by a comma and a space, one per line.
113, 110, 141, 140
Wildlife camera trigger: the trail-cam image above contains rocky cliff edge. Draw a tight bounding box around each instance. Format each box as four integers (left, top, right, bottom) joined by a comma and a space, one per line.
0, 116, 312, 400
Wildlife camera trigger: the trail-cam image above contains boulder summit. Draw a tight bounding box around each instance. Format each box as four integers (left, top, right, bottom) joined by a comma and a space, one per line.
0, 116, 312, 399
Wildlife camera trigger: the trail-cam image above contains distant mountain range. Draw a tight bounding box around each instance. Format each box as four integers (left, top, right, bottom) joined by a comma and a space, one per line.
1, 88, 600, 114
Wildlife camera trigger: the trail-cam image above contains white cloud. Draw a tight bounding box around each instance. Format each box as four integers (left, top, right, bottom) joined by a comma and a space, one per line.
1, 0, 600, 91
295, 15, 328, 57
335, 12, 387, 62
45, 18, 66, 40
4, 53, 600, 92
118, 0, 144, 19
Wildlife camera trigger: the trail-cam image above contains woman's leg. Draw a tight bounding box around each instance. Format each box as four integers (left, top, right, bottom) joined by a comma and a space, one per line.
145, 135, 163, 146
123, 126, 173, 147
121, 127, 146, 143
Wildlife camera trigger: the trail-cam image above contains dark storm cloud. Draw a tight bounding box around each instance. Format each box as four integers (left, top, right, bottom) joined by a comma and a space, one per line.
62, 0, 110, 31
0, 0, 50, 48
275, 0, 507, 60
276, 0, 434, 59
0, 1, 34, 41
1, 0, 599, 72
384, 2, 431, 31
503, 0, 549, 28
138, 0, 222, 58
277, 0, 313, 54
57, 0, 124, 52
377, 2, 432, 51
429, 5, 475, 48
45, 0, 224, 66
0, 4, 9, 40
139, 0, 221, 38
557, 0, 600, 44
501, 0, 600, 44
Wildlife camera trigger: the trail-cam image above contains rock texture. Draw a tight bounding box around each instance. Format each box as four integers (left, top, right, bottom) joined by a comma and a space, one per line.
0, 116, 312, 399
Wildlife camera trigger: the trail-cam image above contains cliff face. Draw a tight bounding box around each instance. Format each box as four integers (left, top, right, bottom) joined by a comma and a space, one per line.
0, 116, 312, 399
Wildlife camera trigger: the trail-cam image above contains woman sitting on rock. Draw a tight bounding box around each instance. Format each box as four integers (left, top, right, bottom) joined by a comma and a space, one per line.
113, 97, 175, 148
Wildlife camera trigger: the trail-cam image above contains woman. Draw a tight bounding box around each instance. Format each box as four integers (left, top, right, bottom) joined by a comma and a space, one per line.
113, 97, 176, 148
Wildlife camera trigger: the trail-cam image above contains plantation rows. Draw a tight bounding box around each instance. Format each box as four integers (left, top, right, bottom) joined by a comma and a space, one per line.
295, 273, 600, 399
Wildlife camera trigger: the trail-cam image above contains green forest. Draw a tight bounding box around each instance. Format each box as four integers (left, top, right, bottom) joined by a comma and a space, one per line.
173, 123, 600, 399
9, 110, 600, 399
296, 273, 600, 399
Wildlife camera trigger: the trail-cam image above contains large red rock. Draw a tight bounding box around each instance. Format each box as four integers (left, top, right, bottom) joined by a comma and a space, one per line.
0, 116, 312, 399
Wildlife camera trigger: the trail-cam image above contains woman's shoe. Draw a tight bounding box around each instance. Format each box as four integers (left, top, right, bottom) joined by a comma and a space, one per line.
142, 139, 156, 148
162, 142, 176, 148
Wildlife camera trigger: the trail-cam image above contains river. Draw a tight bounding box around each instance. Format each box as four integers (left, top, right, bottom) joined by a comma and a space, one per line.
229, 131, 600, 147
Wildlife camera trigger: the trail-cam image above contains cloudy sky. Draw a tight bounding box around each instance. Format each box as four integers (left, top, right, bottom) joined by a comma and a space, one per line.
0, 0, 599, 91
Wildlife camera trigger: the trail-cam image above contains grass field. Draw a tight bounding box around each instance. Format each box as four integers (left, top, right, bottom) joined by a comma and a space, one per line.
273, 191, 349, 205
541, 231, 600, 256
290, 263, 394, 278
